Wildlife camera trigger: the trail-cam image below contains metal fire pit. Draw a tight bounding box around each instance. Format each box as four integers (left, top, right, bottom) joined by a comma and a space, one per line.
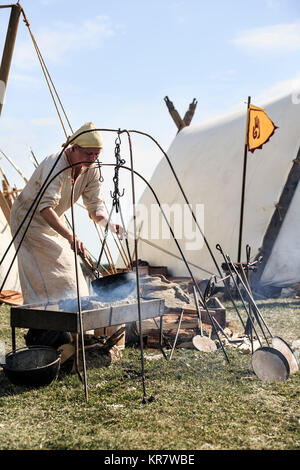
10, 298, 165, 344
9, 298, 165, 400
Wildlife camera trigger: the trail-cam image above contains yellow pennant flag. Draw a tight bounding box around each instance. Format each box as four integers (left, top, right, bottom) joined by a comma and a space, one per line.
247, 104, 278, 153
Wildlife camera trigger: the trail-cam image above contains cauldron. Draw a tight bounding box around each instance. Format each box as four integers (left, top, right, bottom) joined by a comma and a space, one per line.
1, 346, 61, 387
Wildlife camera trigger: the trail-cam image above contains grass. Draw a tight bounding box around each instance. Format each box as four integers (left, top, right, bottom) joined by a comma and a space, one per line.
0, 298, 299, 450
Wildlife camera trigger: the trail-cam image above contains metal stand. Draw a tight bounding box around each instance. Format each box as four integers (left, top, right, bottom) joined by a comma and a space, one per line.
169, 309, 184, 361
70, 182, 88, 401
2, 126, 245, 402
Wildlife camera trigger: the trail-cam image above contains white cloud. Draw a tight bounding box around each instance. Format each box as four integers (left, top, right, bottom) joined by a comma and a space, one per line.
253, 74, 300, 105
14, 15, 116, 70
232, 22, 300, 52
194, 73, 300, 126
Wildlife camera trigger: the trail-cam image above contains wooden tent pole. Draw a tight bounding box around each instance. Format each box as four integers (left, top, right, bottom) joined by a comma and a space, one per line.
0, 190, 11, 224
0, 3, 22, 116
164, 96, 198, 132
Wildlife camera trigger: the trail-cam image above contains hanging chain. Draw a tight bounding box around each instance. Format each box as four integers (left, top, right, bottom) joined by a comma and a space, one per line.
110, 130, 126, 212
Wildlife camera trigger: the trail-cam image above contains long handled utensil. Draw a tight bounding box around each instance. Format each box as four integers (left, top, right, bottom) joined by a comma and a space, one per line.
191, 285, 217, 352
216, 244, 264, 348
211, 316, 244, 345
217, 245, 296, 381
232, 265, 298, 377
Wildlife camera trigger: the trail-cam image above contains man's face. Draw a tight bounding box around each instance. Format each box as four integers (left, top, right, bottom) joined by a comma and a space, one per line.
74, 145, 102, 166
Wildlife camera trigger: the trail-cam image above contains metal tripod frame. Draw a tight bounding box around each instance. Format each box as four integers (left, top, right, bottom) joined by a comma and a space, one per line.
1, 126, 238, 403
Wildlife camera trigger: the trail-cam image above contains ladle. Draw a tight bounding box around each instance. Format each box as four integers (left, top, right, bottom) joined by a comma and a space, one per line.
191, 285, 217, 353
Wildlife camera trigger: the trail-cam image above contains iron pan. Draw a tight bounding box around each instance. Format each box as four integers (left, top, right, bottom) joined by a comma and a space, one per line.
192, 335, 217, 353
1, 346, 61, 387
271, 336, 299, 374
251, 346, 290, 383
91, 271, 136, 302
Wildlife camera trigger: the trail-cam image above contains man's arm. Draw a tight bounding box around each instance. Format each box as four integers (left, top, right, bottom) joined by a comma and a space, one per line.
40, 206, 85, 254
89, 209, 124, 239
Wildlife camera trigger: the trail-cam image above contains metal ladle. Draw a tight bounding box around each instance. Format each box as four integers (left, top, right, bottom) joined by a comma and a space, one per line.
237, 258, 299, 374
191, 284, 217, 353
227, 253, 298, 376
218, 246, 297, 381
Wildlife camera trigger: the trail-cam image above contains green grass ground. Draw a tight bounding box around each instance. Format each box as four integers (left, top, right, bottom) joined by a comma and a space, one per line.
0, 298, 299, 450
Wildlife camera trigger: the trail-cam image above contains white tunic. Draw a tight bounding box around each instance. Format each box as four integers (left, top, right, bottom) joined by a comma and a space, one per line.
10, 151, 104, 305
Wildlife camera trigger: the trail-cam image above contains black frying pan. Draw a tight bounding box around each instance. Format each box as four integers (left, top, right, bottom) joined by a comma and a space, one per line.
91, 271, 136, 302
79, 252, 137, 302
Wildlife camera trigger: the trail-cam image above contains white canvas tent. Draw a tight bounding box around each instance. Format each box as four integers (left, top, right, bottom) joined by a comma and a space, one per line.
127, 92, 300, 289
0, 202, 20, 292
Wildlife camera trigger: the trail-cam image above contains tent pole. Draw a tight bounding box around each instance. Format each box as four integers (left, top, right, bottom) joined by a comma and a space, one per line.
0, 4, 22, 117
237, 96, 251, 263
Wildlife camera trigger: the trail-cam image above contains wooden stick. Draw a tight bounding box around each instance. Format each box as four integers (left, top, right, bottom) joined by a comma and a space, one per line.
74, 199, 116, 273
0, 5, 21, 116
93, 222, 116, 274
0, 190, 10, 224
112, 232, 129, 268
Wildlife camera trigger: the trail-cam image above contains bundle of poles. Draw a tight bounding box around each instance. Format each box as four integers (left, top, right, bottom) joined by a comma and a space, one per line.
216, 243, 277, 350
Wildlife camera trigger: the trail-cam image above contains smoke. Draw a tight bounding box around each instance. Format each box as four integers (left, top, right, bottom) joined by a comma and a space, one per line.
58, 277, 137, 312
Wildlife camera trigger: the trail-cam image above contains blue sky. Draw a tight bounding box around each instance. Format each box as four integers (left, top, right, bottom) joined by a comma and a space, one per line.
1, 0, 300, 260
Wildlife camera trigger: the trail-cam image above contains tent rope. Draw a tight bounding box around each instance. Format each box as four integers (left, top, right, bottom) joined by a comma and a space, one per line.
20, 6, 73, 137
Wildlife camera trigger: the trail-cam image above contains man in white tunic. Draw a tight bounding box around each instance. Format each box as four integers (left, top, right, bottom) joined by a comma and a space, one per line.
10, 122, 122, 306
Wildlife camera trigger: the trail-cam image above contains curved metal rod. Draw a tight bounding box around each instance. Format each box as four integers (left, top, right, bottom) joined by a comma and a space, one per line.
125, 129, 248, 326
100, 161, 230, 363
226, 253, 273, 340
224, 256, 265, 347
0, 127, 234, 359
0, 162, 74, 293
126, 129, 222, 276
123, 130, 149, 402
70, 181, 88, 401
1, 155, 230, 364
0, 128, 122, 268
216, 244, 264, 347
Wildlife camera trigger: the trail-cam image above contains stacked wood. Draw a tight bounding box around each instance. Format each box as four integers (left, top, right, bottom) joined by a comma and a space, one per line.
130, 298, 226, 350
125, 274, 227, 350
164, 297, 226, 328
59, 327, 126, 373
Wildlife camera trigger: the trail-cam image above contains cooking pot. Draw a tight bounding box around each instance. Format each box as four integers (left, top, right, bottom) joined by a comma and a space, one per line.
1, 346, 61, 387
91, 271, 137, 302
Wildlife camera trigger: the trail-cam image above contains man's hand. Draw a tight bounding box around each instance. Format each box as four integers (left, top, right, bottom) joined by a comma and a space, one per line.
111, 223, 125, 240
40, 207, 86, 256
68, 235, 86, 256
89, 210, 125, 240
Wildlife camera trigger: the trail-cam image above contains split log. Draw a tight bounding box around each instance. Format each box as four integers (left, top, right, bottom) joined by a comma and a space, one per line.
69, 345, 122, 372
